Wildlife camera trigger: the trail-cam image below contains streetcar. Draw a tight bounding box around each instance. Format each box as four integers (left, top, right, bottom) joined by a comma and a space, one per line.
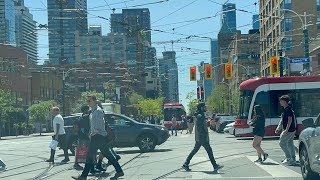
163, 103, 186, 129
234, 75, 320, 137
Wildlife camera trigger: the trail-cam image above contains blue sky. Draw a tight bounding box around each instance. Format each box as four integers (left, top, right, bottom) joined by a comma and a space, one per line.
24, 0, 258, 111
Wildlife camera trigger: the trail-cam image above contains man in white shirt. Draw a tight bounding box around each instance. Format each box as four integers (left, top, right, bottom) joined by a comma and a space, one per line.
46, 107, 69, 163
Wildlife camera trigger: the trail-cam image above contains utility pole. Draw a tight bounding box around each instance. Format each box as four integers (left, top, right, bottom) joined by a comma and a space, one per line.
303, 12, 310, 74
278, 49, 283, 77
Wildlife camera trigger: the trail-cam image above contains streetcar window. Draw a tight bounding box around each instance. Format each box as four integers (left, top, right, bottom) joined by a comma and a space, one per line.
295, 89, 320, 117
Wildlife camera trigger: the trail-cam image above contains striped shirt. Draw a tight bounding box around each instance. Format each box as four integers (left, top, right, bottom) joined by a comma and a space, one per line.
89, 106, 107, 137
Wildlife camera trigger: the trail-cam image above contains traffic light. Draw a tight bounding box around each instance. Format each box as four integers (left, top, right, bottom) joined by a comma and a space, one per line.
224, 64, 232, 79
205, 64, 213, 80
190, 66, 196, 81
197, 87, 200, 100
200, 86, 204, 101
270, 56, 279, 75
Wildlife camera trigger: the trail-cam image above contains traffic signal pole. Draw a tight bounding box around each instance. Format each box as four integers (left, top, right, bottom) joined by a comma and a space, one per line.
303, 12, 310, 74
278, 49, 283, 77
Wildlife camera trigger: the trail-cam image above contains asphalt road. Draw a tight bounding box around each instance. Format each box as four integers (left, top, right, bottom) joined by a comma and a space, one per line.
0, 130, 304, 180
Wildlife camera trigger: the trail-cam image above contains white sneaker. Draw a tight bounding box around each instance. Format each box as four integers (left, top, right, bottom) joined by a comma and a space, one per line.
281, 158, 289, 164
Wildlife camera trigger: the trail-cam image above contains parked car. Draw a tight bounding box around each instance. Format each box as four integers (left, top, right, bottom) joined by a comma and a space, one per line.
105, 112, 170, 152
298, 114, 320, 180
215, 116, 235, 133
223, 122, 235, 135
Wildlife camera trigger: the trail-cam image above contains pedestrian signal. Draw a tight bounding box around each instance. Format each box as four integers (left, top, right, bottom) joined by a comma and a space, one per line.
205, 64, 212, 80
190, 66, 196, 81
270, 56, 279, 75
224, 64, 232, 79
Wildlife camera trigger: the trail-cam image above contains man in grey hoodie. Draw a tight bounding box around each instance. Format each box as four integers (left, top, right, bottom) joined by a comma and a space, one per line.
182, 102, 223, 172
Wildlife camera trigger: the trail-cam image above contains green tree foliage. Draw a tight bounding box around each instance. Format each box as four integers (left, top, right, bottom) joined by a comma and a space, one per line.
188, 99, 198, 115
231, 89, 240, 115
28, 100, 56, 135
71, 91, 103, 114
138, 98, 164, 119
129, 92, 144, 105
206, 85, 229, 114
0, 90, 23, 139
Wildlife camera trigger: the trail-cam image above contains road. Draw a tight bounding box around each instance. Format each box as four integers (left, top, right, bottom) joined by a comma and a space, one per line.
0, 131, 303, 180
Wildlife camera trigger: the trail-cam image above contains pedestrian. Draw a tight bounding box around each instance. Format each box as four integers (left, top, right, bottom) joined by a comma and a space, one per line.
46, 107, 69, 163
275, 95, 297, 166
181, 114, 188, 134
187, 115, 194, 134
182, 102, 223, 172
72, 95, 124, 180
73, 105, 91, 170
250, 105, 268, 163
171, 114, 177, 136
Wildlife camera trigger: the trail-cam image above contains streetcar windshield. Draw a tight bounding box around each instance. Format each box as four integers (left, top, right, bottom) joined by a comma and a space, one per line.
238, 90, 254, 119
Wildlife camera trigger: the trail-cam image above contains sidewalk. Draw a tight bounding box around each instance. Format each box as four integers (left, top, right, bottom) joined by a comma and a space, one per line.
0, 132, 53, 140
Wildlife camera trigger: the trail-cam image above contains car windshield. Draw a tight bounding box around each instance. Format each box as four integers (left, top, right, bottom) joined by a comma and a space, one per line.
218, 116, 235, 122
238, 90, 254, 119
163, 108, 184, 121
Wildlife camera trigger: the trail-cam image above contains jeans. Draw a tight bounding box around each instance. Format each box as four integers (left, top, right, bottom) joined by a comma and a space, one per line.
279, 131, 296, 160
81, 135, 123, 177
185, 141, 217, 167
171, 126, 177, 135
49, 134, 69, 160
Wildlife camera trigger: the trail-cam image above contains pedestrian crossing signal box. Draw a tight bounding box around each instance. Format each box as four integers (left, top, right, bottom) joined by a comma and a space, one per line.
205, 64, 212, 80
190, 66, 196, 81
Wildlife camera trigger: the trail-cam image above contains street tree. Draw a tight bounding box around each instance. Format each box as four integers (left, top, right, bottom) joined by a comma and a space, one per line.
138, 97, 164, 121
71, 91, 103, 114
188, 99, 198, 115
129, 92, 144, 105
206, 85, 229, 114
0, 90, 23, 139
28, 100, 56, 135
231, 89, 240, 115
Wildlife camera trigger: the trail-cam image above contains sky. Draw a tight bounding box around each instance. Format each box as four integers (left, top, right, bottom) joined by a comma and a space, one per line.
24, 0, 258, 111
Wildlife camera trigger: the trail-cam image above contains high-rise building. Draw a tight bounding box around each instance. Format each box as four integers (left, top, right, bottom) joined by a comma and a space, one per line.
210, 39, 218, 89
110, 8, 151, 44
159, 51, 179, 103
259, 0, 318, 76
252, 14, 260, 30
88, 25, 102, 36
47, 0, 88, 64
0, 0, 16, 45
198, 61, 213, 101
14, 0, 37, 64
220, 3, 237, 33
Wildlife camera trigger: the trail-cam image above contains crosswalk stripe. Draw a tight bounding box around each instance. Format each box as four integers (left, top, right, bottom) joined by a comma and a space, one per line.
247, 156, 302, 178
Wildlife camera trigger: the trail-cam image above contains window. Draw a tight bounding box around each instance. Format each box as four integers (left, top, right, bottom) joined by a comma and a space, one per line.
253, 91, 270, 118
89, 38, 99, 44
295, 89, 320, 117
269, 90, 295, 118
106, 115, 129, 126
284, 18, 292, 32
284, 0, 292, 9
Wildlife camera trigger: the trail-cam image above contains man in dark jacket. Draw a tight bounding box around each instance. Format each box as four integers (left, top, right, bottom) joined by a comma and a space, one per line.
182, 102, 223, 172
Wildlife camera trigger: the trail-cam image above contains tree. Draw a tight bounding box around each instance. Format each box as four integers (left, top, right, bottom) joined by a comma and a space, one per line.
71, 91, 103, 114
13, 123, 20, 137
206, 85, 229, 114
138, 97, 164, 121
129, 92, 144, 105
0, 90, 23, 139
231, 89, 240, 115
188, 99, 198, 115
28, 100, 56, 135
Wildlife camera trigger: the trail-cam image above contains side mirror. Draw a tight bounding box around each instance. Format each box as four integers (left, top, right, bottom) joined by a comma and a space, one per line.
125, 121, 134, 126
302, 118, 314, 128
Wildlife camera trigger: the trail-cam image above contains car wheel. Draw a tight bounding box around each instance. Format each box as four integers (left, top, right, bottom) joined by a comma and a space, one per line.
138, 134, 156, 152
300, 145, 319, 180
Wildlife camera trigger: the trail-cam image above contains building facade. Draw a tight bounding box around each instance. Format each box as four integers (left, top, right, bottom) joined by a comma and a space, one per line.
159, 51, 179, 103
252, 14, 260, 30
259, 0, 318, 76
14, 0, 37, 64
210, 39, 219, 89
0, 0, 16, 45
47, 0, 88, 64
220, 3, 237, 33
110, 8, 151, 44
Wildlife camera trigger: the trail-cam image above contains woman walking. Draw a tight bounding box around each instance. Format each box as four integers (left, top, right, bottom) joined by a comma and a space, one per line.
251, 105, 268, 163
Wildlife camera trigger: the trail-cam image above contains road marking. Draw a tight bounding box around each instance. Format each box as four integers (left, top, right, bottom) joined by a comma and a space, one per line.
247, 156, 302, 178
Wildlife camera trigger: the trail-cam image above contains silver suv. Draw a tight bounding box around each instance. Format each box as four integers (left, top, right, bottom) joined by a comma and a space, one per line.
299, 114, 320, 180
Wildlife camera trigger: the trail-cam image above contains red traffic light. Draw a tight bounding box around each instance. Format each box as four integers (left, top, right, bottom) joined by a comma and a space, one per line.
206, 66, 211, 71
226, 65, 231, 70
272, 59, 277, 64
191, 67, 196, 72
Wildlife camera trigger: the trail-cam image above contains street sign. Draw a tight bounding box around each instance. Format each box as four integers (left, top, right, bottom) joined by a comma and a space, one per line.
289, 58, 310, 64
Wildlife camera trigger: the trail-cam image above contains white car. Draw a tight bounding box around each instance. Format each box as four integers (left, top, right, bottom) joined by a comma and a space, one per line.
224, 122, 235, 135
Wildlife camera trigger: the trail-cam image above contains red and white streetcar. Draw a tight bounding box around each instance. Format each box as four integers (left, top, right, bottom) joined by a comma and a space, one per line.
163, 103, 186, 129
234, 75, 320, 137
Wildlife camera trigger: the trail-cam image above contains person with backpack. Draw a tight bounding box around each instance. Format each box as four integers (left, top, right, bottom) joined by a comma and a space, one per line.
275, 95, 297, 166
182, 102, 223, 172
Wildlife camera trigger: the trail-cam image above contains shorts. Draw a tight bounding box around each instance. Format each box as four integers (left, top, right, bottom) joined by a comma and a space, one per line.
253, 130, 265, 137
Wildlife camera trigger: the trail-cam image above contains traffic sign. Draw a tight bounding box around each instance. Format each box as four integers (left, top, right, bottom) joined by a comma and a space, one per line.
289, 58, 310, 64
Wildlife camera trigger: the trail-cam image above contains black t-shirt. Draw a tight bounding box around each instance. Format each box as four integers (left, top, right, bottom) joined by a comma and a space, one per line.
282, 106, 296, 132
254, 116, 265, 132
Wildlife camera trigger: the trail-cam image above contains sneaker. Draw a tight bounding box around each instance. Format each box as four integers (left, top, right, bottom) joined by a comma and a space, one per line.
182, 164, 191, 171
213, 164, 224, 171
71, 175, 86, 180
61, 158, 70, 163
287, 159, 297, 166
74, 164, 83, 170
95, 164, 106, 171
45, 159, 54, 163
282, 158, 289, 164
254, 158, 262, 163
116, 155, 121, 161
110, 172, 124, 180
263, 153, 269, 161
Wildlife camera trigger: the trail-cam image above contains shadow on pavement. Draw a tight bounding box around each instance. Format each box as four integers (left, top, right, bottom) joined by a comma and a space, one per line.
191, 171, 225, 175
116, 148, 172, 155
260, 162, 279, 166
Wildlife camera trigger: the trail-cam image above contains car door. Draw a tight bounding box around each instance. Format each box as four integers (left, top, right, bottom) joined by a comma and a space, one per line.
310, 115, 320, 173
106, 114, 137, 146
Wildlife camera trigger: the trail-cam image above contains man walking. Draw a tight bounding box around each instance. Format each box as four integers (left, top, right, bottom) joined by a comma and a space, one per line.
46, 107, 69, 163
171, 114, 177, 136
276, 95, 297, 166
72, 95, 124, 180
182, 102, 223, 172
